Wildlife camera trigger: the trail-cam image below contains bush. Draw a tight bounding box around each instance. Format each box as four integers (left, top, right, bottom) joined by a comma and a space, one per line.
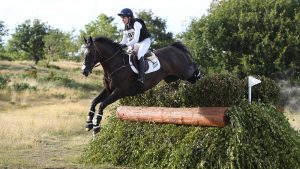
81, 102, 300, 169
82, 74, 287, 168
39, 71, 101, 91
179, 73, 244, 106
12, 82, 37, 91
0, 75, 10, 89
121, 74, 262, 107
242, 76, 280, 105
120, 81, 183, 107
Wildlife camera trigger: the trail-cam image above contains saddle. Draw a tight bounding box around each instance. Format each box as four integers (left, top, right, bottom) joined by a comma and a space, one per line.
130, 51, 153, 72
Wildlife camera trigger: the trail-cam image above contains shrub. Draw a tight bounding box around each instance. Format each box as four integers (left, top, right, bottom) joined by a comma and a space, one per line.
120, 81, 183, 107
179, 73, 244, 107
39, 71, 101, 91
121, 74, 245, 107
242, 76, 280, 105
81, 102, 300, 169
121, 74, 280, 107
0, 75, 10, 89
12, 82, 37, 91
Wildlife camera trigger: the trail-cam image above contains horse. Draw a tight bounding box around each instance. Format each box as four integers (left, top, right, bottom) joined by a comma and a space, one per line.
81, 36, 201, 136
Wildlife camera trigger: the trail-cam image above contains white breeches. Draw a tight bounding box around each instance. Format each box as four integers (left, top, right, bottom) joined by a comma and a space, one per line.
130, 38, 151, 60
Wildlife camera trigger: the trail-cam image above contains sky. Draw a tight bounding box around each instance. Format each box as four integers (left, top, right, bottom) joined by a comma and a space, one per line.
0, 0, 212, 38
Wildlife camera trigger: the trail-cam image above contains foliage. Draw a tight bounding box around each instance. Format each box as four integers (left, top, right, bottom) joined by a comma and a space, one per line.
80, 14, 119, 40
0, 20, 8, 48
12, 82, 37, 91
43, 29, 78, 61
181, 0, 300, 77
6, 19, 51, 64
0, 74, 10, 89
136, 10, 175, 49
242, 75, 281, 105
121, 74, 279, 107
0, 21, 10, 60
38, 71, 100, 91
81, 101, 300, 169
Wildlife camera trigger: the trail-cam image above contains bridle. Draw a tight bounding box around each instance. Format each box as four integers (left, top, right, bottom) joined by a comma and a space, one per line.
86, 42, 129, 78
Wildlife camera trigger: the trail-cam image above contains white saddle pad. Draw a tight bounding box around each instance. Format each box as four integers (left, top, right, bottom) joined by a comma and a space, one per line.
129, 52, 161, 74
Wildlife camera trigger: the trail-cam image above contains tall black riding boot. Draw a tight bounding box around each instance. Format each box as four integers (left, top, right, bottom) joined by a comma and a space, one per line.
137, 57, 145, 84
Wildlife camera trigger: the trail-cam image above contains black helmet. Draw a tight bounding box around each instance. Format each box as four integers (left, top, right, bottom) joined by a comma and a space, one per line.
118, 8, 133, 17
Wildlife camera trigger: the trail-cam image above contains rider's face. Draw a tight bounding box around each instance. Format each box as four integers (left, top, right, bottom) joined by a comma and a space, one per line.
121, 16, 129, 25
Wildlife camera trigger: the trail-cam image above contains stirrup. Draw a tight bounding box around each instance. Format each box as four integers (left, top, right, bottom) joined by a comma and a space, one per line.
137, 77, 144, 83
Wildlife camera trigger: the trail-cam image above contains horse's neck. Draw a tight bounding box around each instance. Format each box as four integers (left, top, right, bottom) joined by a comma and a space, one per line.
100, 52, 126, 75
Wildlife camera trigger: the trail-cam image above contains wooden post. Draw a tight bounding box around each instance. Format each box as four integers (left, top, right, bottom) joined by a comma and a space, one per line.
116, 106, 229, 127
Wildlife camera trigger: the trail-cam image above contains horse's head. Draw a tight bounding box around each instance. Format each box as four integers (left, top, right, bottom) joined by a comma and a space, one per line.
81, 36, 125, 77
81, 36, 99, 77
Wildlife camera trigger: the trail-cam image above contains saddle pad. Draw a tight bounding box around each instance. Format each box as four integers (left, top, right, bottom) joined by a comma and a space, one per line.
129, 52, 161, 74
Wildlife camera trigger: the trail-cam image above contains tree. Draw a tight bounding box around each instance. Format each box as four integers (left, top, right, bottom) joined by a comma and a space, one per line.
7, 19, 50, 64
181, 0, 300, 77
136, 10, 174, 49
0, 21, 8, 49
0, 21, 9, 60
44, 29, 78, 61
80, 14, 119, 40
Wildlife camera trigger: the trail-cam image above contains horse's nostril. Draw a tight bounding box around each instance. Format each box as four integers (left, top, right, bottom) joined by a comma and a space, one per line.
82, 69, 88, 76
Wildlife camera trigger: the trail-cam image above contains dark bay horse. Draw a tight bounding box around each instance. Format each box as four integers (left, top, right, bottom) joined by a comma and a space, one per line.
81, 36, 201, 135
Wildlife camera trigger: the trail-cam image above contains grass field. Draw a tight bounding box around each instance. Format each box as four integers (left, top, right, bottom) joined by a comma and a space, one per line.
0, 60, 121, 168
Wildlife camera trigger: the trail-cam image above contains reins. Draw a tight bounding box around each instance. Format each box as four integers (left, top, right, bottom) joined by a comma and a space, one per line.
93, 46, 130, 79
92, 47, 121, 68
100, 48, 122, 64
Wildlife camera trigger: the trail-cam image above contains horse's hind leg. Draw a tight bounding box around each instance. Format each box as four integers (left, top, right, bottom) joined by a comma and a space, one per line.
85, 88, 109, 131
93, 89, 122, 136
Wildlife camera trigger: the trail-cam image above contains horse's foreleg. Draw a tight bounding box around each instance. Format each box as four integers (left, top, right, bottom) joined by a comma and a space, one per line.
93, 89, 122, 136
86, 88, 109, 131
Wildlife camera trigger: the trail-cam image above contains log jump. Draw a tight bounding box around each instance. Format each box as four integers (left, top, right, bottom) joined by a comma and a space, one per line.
116, 106, 229, 127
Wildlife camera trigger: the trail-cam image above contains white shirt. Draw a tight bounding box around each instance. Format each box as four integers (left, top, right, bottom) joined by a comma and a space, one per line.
120, 21, 142, 46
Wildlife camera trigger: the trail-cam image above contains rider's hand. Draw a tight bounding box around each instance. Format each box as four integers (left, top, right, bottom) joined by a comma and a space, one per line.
120, 44, 127, 49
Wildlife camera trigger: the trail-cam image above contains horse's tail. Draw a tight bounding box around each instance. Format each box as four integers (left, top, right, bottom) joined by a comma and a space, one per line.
171, 42, 193, 59
171, 42, 202, 83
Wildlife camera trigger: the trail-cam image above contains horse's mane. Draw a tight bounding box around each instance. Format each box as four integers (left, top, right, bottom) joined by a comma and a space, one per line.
94, 36, 122, 49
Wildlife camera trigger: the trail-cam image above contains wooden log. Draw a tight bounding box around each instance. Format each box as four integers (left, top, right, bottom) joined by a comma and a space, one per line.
116, 106, 229, 127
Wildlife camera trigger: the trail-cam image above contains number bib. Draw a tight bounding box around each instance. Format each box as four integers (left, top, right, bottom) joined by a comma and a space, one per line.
125, 29, 135, 41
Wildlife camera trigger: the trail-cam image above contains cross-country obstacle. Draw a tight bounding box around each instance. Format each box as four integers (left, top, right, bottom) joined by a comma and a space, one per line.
116, 106, 229, 127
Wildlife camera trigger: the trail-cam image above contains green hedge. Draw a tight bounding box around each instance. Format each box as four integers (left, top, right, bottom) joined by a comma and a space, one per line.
242, 76, 280, 105
81, 102, 300, 169
80, 74, 294, 168
121, 74, 279, 107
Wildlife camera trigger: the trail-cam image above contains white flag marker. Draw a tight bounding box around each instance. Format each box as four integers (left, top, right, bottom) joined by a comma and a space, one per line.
248, 76, 261, 103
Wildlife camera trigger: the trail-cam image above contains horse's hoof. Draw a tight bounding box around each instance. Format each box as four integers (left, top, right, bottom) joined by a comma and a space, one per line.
85, 123, 93, 131
93, 126, 101, 136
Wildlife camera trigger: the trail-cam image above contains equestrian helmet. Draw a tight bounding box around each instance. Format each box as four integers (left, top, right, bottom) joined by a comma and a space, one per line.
118, 8, 133, 17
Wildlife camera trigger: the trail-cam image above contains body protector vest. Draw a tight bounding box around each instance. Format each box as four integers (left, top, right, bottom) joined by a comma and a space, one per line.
124, 18, 151, 42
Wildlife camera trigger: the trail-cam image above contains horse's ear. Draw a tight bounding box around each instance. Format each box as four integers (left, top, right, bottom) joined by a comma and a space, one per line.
83, 37, 87, 44
89, 36, 93, 45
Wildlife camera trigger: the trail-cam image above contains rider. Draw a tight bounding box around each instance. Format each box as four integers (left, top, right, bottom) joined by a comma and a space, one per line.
118, 8, 151, 85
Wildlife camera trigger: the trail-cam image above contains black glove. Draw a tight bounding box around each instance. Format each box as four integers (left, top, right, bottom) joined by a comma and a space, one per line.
120, 44, 127, 49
